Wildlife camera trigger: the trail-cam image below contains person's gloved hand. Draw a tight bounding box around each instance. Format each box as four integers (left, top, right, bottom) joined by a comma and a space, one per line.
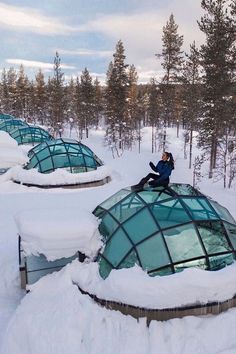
149, 161, 156, 171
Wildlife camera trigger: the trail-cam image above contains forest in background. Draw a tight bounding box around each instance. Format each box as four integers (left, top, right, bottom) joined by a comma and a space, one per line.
0, 0, 235, 187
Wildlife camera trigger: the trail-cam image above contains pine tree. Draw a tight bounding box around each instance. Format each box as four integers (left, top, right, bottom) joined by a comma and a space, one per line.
105, 40, 129, 152
147, 78, 160, 153
198, 0, 235, 178
124, 64, 139, 149
157, 14, 184, 127
49, 52, 65, 136
6, 67, 17, 115
0, 69, 10, 113
33, 69, 47, 125
94, 78, 103, 128
181, 41, 202, 168
80, 67, 95, 138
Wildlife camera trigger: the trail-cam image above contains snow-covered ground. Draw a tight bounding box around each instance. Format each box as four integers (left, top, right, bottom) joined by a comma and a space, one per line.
0, 127, 236, 354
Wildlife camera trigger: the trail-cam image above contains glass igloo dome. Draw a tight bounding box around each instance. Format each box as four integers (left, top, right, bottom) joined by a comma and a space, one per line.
93, 184, 236, 279
0, 119, 28, 132
25, 138, 103, 173
10, 126, 53, 145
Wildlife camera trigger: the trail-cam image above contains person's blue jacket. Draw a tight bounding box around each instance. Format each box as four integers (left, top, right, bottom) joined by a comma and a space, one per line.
150, 160, 173, 182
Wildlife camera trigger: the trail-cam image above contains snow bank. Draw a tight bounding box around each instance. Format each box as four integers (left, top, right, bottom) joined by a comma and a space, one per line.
7, 165, 111, 186
0, 131, 18, 148
14, 209, 102, 260
2, 262, 236, 354
72, 261, 236, 309
0, 132, 28, 168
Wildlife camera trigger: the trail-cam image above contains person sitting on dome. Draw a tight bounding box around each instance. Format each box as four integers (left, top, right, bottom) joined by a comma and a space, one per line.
132, 151, 174, 190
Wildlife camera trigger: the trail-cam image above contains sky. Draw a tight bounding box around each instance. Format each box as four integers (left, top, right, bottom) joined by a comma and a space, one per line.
0, 0, 205, 84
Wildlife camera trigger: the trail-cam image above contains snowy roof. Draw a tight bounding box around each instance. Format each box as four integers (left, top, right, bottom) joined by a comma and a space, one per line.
14, 208, 102, 261
9, 125, 53, 145
0, 131, 28, 169
94, 183, 236, 278
8, 164, 111, 186
25, 138, 103, 174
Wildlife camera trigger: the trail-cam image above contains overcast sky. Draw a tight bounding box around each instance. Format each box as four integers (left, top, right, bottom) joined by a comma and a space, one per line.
0, 0, 205, 84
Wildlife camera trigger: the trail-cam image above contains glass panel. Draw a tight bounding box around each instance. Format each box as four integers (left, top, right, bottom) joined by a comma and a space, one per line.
151, 200, 191, 228
209, 201, 236, 224
93, 206, 106, 218
163, 224, 204, 262
137, 233, 170, 271
69, 155, 85, 167
197, 221, 232, 254
209, 254, 235, 270
99, 189, 133, 211
169, 184, 202, 196
109, 194, 144, 223
138, 190, 171, 204
40, 158, 53, 173
102, 229, 132, 267
84, 156, 97, 168
52, 155, 70, 169
181, 198, 218, 220
149, 266, 173, 276
223, 222, 236, 250
37, 147, 50, 161
99, 257, 113, 279
118, 249, 138, 269
123, 208, 158, 243
99, 213, 119, 238
174, 258, 207, 272
70, 166, 87, 173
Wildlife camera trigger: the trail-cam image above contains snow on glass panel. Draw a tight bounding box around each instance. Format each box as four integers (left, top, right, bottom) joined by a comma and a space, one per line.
197, 221, 232, 254
163, 224, 204, 263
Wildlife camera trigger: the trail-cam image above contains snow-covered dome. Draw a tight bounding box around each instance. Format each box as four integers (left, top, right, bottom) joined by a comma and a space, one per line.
0, 118, 28, 132
93, 183, 236, 279
9, 125, 53, 145
25, 138, 103, 174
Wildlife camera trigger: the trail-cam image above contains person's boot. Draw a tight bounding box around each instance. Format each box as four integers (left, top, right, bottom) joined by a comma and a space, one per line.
131, 178, 147, 191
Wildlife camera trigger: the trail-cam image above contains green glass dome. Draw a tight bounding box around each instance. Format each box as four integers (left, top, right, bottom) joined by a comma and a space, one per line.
10, 126, 53, 145
0, 113, 15, 120
93, 184, 236, 279
0, 119, 28, 132
25, 138, 103, 173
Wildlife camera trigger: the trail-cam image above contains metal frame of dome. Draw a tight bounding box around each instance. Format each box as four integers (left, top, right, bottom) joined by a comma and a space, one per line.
9, 125, 53, 145
25, 138, 103, 174
0, 118, 28, 132
93, 183, 236, 279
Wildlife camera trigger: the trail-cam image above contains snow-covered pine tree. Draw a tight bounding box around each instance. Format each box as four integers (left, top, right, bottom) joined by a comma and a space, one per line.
181, 41, 202, 168
33, 69, 48, 125
124, 64, 139, 150
147, 78, 160, 153
93, 78, 103, 128
156, 14, 184, 127
105, 40, 129, 152
80, 67, 96, 139
6, 67, 17, 116
198, 0, 235, 178
48, 52, 65, 137
0, 69, 10, 113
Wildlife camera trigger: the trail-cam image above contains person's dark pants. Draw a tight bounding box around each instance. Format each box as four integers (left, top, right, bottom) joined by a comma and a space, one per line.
139, 173, 169, 187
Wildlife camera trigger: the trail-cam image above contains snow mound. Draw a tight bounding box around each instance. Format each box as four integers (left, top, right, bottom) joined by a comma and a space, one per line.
14, 208, 102, 260
0, 132, 28, 168
8, 165, 111, 186
72, 261, 236, 309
